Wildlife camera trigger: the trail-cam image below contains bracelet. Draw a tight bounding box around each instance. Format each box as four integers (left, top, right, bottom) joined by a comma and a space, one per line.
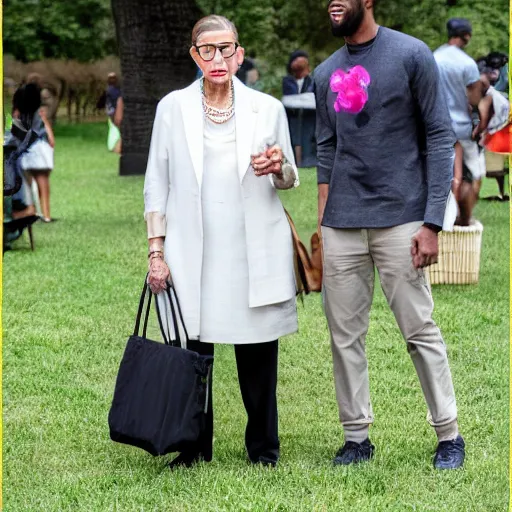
148, 249, 164, 259
148, 254, 164, 264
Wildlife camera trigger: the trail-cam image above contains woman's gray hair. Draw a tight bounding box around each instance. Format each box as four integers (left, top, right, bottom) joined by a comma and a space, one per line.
191, 15, 239, 45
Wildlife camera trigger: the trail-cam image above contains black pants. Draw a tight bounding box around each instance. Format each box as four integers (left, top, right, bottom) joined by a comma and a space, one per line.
187, 339, 279, 463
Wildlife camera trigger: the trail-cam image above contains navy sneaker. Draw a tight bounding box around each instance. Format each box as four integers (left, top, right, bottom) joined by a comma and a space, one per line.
433, 435, 465, 470
333, 439, 375, 466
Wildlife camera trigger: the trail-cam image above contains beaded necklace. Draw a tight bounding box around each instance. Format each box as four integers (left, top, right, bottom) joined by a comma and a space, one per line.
201, 78, 235, 124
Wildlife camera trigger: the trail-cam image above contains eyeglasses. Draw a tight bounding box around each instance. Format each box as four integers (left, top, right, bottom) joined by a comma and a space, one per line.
195, 43, 239, 62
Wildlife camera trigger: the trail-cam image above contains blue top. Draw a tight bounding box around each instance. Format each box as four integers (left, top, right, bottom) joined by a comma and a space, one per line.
282, 74, 314, 95
106, 85, 121, 117
314, 27, 455, 229
434, 44, 480, 140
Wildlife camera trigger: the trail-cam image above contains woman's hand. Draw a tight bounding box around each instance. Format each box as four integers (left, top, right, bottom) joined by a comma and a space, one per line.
251, 145, 284, 177
40, 107, 56, 148
148, 254, 171, 294
471, 124, 483, 142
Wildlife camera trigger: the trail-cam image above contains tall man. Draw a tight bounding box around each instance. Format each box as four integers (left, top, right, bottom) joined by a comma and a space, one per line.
315, 0, 464, 469
434, 19, 484, 224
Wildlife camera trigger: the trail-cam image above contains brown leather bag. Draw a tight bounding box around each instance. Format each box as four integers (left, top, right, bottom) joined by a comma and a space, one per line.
284, 209, 323, 294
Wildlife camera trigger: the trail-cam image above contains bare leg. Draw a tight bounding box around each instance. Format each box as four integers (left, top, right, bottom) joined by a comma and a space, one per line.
453, 142, 463, 200
456, 181, 477, 226
12, 204, 36, 219
113, 138, 122, 154
32, 170, 51, 220
495, 176, 506, 199
473, 178, 482, 199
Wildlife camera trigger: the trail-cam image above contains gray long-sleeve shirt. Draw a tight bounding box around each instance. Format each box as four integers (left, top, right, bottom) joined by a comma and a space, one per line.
314, 27, 455, 229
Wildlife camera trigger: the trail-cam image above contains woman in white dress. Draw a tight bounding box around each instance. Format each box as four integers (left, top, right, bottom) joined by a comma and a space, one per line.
144, 15, 299, 468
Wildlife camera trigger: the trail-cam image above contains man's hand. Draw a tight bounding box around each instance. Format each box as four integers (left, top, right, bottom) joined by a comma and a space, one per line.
148, 255, 171, 294
411, 226, 439, 269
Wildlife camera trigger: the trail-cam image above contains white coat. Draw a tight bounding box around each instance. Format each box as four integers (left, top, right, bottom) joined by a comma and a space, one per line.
143, 77, 299, 340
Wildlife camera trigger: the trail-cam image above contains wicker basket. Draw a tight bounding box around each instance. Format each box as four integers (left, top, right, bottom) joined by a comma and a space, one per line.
426, 221, 484, 285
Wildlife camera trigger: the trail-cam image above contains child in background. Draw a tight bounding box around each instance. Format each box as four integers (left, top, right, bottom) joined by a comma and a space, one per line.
475, 74, 511, 201
21, 103, 55, 222
454, 74, 511, 222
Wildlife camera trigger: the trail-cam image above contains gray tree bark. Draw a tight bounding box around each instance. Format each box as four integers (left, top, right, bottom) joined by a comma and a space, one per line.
111, 0, 203, 175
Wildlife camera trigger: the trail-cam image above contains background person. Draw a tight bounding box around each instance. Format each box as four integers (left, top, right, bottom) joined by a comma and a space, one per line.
144, 15, 299, 469
282, 50, 316, 167
486, 51, 509, 95
473, 72, 511, 200
106, 72, 123, 153
434, 18, 484, 225
16, 82, 56, 223
236, 54, 259, 87
26, 72, 58, 126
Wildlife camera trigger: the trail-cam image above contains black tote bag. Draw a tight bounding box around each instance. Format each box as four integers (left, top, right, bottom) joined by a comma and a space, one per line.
108, 281, 213, 456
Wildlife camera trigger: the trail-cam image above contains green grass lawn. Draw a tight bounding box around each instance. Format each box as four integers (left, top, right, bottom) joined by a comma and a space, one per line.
3, 122, 510, 511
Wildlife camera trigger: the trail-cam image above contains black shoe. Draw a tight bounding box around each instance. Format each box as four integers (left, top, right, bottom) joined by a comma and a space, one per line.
333, 439, 375, 466
251, 455, 278, 468
168, 452, 203, 470
433, 435, 465, 470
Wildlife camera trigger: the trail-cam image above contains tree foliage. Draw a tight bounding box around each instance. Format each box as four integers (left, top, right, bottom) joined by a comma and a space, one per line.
4, 0, 508, 70
197, 0, 509, 68
376, 0, 509, 60
3, 0, 116, 62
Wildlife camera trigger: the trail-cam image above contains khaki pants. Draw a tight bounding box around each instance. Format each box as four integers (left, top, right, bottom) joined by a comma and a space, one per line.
322, 222, 458, 435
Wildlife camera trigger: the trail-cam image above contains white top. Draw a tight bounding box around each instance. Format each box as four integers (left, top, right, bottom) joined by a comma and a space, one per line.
199, 116, 297, 344
486, 87, 510, 134
281, 92, 316, 110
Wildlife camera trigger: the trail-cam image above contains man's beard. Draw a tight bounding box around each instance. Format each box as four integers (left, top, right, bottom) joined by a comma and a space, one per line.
330, 2, 365, 38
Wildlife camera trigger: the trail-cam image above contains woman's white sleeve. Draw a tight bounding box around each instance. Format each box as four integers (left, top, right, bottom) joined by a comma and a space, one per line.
143, 101, 169, 239
271, 102, 300, 190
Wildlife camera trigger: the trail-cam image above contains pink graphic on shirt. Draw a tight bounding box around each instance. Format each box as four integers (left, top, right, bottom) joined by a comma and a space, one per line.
330, 65, 371, 114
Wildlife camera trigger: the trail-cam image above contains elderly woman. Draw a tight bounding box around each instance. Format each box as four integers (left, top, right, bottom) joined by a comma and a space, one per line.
143, 15, 299, 469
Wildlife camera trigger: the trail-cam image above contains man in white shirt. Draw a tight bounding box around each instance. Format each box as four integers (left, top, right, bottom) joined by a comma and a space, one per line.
434, 18, 484, 224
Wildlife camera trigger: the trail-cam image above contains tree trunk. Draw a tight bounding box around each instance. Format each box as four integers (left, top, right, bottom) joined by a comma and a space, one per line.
67, 90, 73, 121
75, 94, 81, 119
111, 0, 203, 175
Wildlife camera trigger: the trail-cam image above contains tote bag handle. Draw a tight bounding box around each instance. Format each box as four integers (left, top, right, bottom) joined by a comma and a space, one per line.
135, 276, 191, 348
133, 279, 153, 339
166, 283, 191, 346
152, 281, 191, 349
